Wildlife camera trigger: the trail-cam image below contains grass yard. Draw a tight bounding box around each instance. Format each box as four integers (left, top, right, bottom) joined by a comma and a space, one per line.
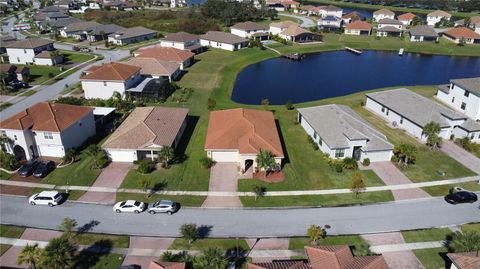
402, 228, 452, 243
77, 253, 124, 269
116, 192, 206, 207
0, 102, 12, 111
0, 244, 11, 256
72, 232, 129, 248
0, 225, 25, 238
289, 235, 367, 250
61, 50, 96, 63
461, 223, 480, 233
169, 238, 249, 251
422, 182, 480, 197
26, 65, 63, 85
257, 15, 301, 28
0, 170, 14, 180
19, 89, 36, 96
240, 191, 394, 207
413, 248, 448, 269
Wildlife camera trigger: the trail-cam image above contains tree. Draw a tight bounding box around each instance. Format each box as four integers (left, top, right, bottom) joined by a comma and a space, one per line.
17, 244, 42, 269
158, 146, 174, 168
411, 16, 423, 26
261, 98, 269, 110
58, 217, 77, 240
252, 185, 266, 201
194, 247, 228, 269
423, 121, 442, 150
393, 143, 417, 168
62, 149, 77, 164
307, 224, 326, 245
180, 223, 198, 244
140, 178, 152, 197
86, 144, 103, 169
450, 231, 480, 255
351, 172, 366, 198
256, 149, 276, 177
40, 237, 76, 269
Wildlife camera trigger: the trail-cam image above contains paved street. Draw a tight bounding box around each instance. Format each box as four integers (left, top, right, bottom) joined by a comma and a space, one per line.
279, 13, 316, 28
1, 194, 478, 238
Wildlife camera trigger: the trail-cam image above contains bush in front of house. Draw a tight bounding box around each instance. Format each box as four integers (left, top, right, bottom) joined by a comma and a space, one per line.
362, 158, 370, 167
200, 157, 214, 169
285, 101, 294, 110
0, 151, 20, 171
342, 157, 358, 170
307, 135, 319, 150
137, 159, 156, 174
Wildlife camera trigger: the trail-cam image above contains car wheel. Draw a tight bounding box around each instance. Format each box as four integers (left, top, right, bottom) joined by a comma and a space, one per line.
48, 203, 54, 207
148, 210, 156, 215
116, 209, 121, 213
134, 210, 140, 214
30, 201, 36, 205
167, 211, 173, 215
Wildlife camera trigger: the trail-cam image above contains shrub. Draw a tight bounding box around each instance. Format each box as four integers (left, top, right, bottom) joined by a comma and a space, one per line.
285, 101, 294, 110
342, 157, 358, 170
48, 72, 54, 78
335, 163, 343, 173
207, 98, 216, 110
362, 158, 370, 167
97, 154, 109, 169
307, 135, 319, 150
180, 223, 198, 244
0, 151, 20, 171
137, 159, 156, 174
200, 157, 214, 169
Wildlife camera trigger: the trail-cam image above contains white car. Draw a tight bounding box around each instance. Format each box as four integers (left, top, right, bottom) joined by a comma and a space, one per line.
28, 191, 63, 207
113, 200, 145, 214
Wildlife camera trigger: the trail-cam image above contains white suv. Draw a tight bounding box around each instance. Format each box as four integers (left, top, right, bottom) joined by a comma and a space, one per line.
28, 191, 63, 207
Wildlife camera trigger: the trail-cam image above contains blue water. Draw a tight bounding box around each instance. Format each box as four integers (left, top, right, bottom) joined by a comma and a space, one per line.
231, 50, 480, 105
342, 7, 373, 18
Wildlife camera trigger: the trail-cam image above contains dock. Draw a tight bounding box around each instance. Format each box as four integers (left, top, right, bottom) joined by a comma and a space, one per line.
398, 48, 405, 56
282, 53, 306, 60
345, 47, 362, 54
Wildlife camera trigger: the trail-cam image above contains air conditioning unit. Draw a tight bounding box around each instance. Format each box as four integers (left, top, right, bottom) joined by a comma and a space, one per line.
392, 121, 398, 127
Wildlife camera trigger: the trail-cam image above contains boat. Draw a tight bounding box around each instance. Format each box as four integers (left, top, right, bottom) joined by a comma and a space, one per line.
398, 48, 404, 56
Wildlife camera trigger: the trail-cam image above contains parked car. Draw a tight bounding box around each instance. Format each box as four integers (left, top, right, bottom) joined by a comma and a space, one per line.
72, 46, 80, 51
445, 191, 478, 204
7, 80, 28, 90
113, 200, 145, 214
28, 191, 63, 207
147, 200, 178, 215
33, 160, 55, 178
80, 47, 91, 52
18, 160, 39, 177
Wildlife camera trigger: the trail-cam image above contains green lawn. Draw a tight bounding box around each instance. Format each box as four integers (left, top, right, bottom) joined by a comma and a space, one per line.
0, 244, 11, 256
79, 253, 124, 269
0, 170, 14, 180
20, 89, 36, 96
26, 65, 63, 85
169, 238, 249, 251
289, 235, 367, 250
240, 191, 394, 207
413, 248, 448, 269
402, 228, 452, 243
116, 192, 206, 207
422, 182, 480, 197
0, 225, 25, 238
72, 232, 129, 248
0, 102, 12, 111
257, 15, 300, 28
461, 223, 480, 233
60, 50, 95, 63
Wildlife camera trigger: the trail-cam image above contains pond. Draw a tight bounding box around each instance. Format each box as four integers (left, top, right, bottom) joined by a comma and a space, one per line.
231, 50, 480, 105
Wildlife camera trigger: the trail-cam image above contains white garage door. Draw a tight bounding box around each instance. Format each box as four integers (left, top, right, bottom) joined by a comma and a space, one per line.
106, 150, 136, 162
211, 151, 238, 163
38, 145, 65, 158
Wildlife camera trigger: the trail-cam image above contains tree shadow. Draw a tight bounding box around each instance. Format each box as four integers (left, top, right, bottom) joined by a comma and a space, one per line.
72, 239, 113, 269
275, 119, 290, 166
171, 115, 199, 165
151, 180, 168, 194
197, 225, 212, 239
77, 220, 100, 234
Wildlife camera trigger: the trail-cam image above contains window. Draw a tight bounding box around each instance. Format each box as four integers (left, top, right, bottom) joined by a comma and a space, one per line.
461, 102, 466, 110
1, 130, 6, 137
464, 91, 470, 97
400, 117, 404, 124
335, 149, 345, 158
313, 132, 317, 139
381, 106, 385, 112
24, 49, 27, 53
471, 134, 475, 140
319, 138, 322, 146
386, 109, 389, 116
451, 97, 455, 103
14, 135, 17, 140
44, 132, 54, 140
103, 81, 107, 86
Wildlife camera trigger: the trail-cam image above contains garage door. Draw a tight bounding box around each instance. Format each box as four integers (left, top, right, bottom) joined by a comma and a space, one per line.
38, 145, 65, 158
106, 150, 136, 162
211, 151, 238, 163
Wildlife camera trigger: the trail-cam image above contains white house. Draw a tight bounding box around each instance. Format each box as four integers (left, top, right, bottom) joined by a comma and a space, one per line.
344, 21, 372, 36
160, 32, 202, 53
298, 105, 393, 162
365, 88, 480, 143
205, 108, 284, 173
373, 9, 395, 22
230, 21, 268, 40
103, 107, 188, 162
269, 21, 298, 35
427, 10, 451, 26
317, 5, 342, 18
397, 12, 416, 26
107, 26, 157, 46
471, 16, 480, 34
170, 0, 186, 8
199, 31, 249, 51
442, 27, 480, 45
317, 16, 342, 30
81, 62, 143, 100
436, 77, 480, 121
409, 25, 439, 42
5, 38, 62, 66
0, 102, 96, 160
376, 18, 403, 37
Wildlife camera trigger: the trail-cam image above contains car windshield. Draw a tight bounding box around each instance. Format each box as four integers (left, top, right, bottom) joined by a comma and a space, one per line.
119, 201, 126, 207
134, 201, 141, 206
54, 193, 61, 199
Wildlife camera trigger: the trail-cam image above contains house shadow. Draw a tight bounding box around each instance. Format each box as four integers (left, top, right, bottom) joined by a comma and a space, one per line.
275, 119, 290, 166
72, 239, 113, 269
171, 115, 199, 165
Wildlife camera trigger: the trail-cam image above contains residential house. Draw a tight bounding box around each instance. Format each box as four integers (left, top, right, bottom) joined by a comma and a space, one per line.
149, 261, 185, 269
265, 0, 287, 12
373, 9, 395, 22
397, 12, 416, 26
0, 64, 28, 82
160, 32, 202, 53
365, 88, 480, 143
409, 25, 439, 42
134, 46, 194, 70
317, 5, 342, 18
102, 107, 188, 162
294, 5, 318, 16
61, 21, 124, 41
199, 31, 249, 51
344, 21, 372, 35
248, 245, 388, 269
436, 77, 480, 121
298, 105, 393, 162
124, 57, 180, 82
376, 18, 403, 37
442, 27, 480, 45
279, 25, 315, 42
427, 10, 451, 26
6, 38, 62, 66
471, 16, 480, 34
102, 1, 142, 10
81, 62, 142, 99
40, 16, 82, 31
277, 0, 299, 10
230, 21, 268, 40
446, 252, 479, 269
170, 0, 186, 8
269, 21, 298, 35
205, 108, 284, 173
0, 102, 96, 160
0, 35, 16, 54
318, 15, 342, 30
341, 11, 365, 24
108, 26, 157, 45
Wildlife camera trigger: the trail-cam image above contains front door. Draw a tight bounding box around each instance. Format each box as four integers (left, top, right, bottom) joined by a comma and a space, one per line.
353, 146, 362, 161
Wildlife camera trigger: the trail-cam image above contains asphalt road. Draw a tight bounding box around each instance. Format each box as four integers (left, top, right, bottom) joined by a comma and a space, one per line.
279, 13, 316, 28
1, 195, 478, 238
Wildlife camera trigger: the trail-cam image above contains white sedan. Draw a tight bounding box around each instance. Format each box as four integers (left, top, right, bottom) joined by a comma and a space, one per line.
113, 200, 145, 214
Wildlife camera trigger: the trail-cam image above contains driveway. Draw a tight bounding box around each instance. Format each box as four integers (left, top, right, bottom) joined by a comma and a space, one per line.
202, 163, 242, 208
366, 162, 430, 201
122, 236, 174, 269
441, 140, 480, 175
279, 13, 316, 28
78, 162, 132, 204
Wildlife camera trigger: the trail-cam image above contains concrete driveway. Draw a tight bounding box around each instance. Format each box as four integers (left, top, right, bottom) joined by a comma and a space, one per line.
441, 140, 480, 175
202, 162, 242, 208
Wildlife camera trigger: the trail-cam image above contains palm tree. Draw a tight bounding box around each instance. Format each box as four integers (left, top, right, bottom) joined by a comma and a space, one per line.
159, 146, 174, 168
256, 149, 276, 176
40, 238, 76, 269
450, 231, 480, 256
393, 143, 417, 168
58, 217, 77, 240
194, 247, 227, 269
423, 121, 442, 150
86, 144, 102, 169
17, 244, 42, 269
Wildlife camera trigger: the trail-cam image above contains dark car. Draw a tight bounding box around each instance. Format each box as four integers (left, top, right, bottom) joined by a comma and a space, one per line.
33, 160, 55, 178
18, 161, 39, 177
445, 191, 478, 204
7, 80, 28, 90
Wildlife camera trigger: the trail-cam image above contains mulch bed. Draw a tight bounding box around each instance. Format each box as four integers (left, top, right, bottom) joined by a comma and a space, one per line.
253, 171, 284, 183
0, 185, 33, 196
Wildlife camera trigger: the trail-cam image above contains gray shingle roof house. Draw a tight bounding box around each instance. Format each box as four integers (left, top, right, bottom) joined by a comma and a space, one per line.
108, 26, 157, 45
436, 77, 480, 121
451, 77, 480, 96
200, 31, 248, 45
298, 104, 393, 162
409, 25, 438, 42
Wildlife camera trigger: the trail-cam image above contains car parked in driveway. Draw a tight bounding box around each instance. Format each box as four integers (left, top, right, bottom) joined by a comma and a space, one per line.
7, 80, 28, 90
33, 160, 55, 178
147, 200, 178, 215
113, 200, 145, 214
18, 160, 39, 177
28, 191, 63, 207
445, 191, 478, 204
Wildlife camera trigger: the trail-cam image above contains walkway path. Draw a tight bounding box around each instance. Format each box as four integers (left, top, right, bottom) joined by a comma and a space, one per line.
78, 162, 132, 204
441, 140, 480, 174
202, 163, 242, 208
122, 236, 175, 269
365, 162, 430, 200
279, 13, 316, 28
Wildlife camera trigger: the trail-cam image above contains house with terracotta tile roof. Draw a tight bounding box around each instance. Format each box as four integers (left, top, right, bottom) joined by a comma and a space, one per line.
134, 46, 194, 70
205, 108, 284, 173
397, 12, 416, 26
231, 21, 268, 40
160, 32, 202, 53
200, 31, 249, 51
149, 261, 185, 269
447, 251, 479, 269
442, 27, 480, 45
124, 57, 181, 82
5, 38, 62, 66
107, 26, 157, 45
103, 107, 188, 162
80, 62, 143, 99
342, 11, 365, 25
427, 10, 451, 26
0, 102, 96, 160
344, 21, 372, 35
376, 18, 403, 37
373, 9, 394, 22
248, 245, 388, 269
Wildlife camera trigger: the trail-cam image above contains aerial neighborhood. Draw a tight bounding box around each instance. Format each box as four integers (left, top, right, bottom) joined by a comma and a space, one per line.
0, 0, 480, 268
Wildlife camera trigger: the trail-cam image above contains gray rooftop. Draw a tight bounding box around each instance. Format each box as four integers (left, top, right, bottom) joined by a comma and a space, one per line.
298, 104, 393, 151
162, 32, 199, 43
200, 31, 248, 45
409, 25, 438, 37
451, 77, 480, 96
231, 21, 265, 31
366, 88, 467, 128
459, 119, 480, 132
109, 26, 156, 40
378, 26, 402, 33
378, 18, 402, 25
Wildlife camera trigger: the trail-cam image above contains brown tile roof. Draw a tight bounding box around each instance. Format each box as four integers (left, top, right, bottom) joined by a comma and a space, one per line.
270, 21, 298, 29
102, 107, 189, 150
35, 51, 52, 58
163, 32, 200, 43
200, 31, 249, 45
0, 102, 93, 132
125, 57, 180, 77
373, 9, 394, 16
205, 108, 284, 157
447, 252, 480, 269
305, 245, 389, 269
471, 16, 480, 26
0, 63, 16, 73
345, 21, 372, 30
428, 10, 451, 17
6, 38, 52, 49
342, 11, 364, 20
281, 25, 312, 37
81, 62, 140, 81
444, 27, 480, 39
149, 261, 186, 269
231, 21, 266, 31
397, 12, 416, 21
409, 25, 438, 37
135, 46, 194, 63
248, 260, 309, 269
